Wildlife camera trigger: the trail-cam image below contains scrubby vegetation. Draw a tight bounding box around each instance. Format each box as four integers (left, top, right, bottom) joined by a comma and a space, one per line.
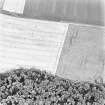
0, 68, 105, 105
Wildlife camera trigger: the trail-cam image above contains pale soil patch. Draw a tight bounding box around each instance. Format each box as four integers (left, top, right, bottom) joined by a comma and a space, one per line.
0, 13, 68, 74
56, 24, 105, 82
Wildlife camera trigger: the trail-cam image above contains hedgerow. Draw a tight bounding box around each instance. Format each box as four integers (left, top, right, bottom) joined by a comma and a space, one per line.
0, 68, 105, 105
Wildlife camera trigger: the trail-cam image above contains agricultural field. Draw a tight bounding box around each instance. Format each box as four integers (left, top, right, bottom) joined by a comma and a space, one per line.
0, 13, 105, 105
0, 13, 68, 74
56, 24, 105, 82
0, 13, 105, 83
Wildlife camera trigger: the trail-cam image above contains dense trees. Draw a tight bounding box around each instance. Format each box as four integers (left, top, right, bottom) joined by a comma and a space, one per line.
0, 68, 105, 105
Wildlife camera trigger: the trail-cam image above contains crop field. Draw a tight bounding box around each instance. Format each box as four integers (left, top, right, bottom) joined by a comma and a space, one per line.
0, 0, 105, 104
0, 13, 105, 82
0, 13, 68, 74
56, 24, 105, 82
0, 13, 105, 105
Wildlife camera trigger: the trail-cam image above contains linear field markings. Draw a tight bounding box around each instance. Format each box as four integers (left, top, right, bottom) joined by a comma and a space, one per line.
0, 13, 69, 74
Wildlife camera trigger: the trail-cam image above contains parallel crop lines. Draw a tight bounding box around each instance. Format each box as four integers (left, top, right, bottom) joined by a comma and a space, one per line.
0, 14, 68, 74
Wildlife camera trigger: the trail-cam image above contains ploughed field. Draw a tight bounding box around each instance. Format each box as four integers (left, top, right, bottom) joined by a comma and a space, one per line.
0, 68, 105, 105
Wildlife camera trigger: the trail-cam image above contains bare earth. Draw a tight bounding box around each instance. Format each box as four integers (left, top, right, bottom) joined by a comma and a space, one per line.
0, 13, 105, 83
56, 24, 105, 82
